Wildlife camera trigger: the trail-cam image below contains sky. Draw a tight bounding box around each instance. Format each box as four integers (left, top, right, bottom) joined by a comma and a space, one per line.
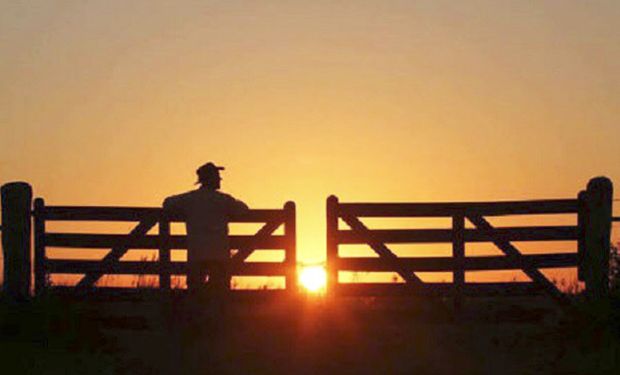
1, 1, 619, 285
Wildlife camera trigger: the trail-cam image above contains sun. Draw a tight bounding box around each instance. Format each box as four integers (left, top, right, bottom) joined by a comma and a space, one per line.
299, 265, 327, 293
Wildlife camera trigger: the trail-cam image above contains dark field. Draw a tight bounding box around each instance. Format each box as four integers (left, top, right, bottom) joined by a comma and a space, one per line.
1, 294, 619, 375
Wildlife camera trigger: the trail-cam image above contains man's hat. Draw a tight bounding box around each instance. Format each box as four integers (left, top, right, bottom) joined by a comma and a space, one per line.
196, 162, 225, 184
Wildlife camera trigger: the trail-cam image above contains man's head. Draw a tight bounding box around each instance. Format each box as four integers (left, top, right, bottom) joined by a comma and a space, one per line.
196, 162, 224, 189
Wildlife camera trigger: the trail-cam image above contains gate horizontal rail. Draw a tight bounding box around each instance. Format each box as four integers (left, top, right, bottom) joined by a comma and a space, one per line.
335, 253, 578, 272
40, 206, 285, 222
336, 226, 578, 244
46, 260, 288, 275
338, 199, 578, 217
48, 286, 290, 302
44, 233, 287, 249
335, 282, 544, 297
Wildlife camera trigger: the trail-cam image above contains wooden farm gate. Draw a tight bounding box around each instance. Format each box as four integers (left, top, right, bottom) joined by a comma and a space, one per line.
326, 178, 613, 305
0, 178, 612, 302
30, 198, 297, 299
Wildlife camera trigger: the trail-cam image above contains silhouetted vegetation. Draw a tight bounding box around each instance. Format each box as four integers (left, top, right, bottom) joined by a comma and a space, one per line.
0, 293, 117, 374
1, 292, 619, 374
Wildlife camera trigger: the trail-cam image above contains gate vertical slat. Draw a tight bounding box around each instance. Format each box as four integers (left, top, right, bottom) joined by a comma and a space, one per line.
159, 218, 171, 290
34, 198, 47, 295
326, 196, 339, 295
284, 201, 297, 293
577, 190, 587, 281
452, 214, 465, 311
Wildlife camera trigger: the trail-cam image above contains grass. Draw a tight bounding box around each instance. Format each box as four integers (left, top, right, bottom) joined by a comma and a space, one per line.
1, 290, 619, 375
6, 247, 618, 374
0, 293, 117, 374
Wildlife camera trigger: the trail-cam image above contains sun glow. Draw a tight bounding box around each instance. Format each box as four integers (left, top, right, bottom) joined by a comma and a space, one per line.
299, 265, 327, 293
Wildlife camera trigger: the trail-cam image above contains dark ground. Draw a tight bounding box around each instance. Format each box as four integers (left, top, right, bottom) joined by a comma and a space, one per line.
1, 294, 619, 374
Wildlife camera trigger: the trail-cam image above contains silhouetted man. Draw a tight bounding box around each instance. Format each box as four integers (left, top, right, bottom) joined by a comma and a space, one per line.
163, 162, 248, 300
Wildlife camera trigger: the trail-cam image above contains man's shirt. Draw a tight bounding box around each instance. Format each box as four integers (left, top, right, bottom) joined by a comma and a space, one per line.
162, 187, 249, 261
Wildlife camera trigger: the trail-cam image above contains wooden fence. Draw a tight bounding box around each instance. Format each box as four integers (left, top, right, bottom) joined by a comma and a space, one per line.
27, 197, 297, 298
327, 177, 613, 305
0, 177, 613, 302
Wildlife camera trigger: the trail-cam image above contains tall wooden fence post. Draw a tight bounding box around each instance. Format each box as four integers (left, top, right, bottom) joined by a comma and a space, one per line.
1, 182, 33, 301
583, 177, 613, 299
326, 196, 338, 296
284, 201, 297, 294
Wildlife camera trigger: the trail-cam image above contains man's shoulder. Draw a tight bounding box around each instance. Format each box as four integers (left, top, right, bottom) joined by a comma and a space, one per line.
213, 191, 246, 206
163, 189, 199, 205
167, 189, 237, 203
212, 191, 235, 200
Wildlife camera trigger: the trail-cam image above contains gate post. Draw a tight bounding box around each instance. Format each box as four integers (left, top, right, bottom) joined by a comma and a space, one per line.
1, 182, 33, 301
326, 196, 338, 296
284, 201, 297, 294
582, 177, 613, 299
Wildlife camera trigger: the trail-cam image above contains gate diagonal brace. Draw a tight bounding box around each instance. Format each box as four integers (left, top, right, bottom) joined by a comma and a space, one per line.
341, 214, 449, 311
341, 214, 440, 294
466, 214, 569, 306
76, 217, 158, 289
229, 219, 282, 269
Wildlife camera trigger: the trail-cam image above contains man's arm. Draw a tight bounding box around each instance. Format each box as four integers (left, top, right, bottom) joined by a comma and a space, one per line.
226, 195, 249, 218
162, 194, 186, 217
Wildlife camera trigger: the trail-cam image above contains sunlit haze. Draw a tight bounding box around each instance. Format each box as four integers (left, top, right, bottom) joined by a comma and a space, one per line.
299, 265, 327, 293
1, 1, 619, 284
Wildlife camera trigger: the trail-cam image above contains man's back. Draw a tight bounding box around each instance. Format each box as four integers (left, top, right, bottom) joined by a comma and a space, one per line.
163, 187, 248, 261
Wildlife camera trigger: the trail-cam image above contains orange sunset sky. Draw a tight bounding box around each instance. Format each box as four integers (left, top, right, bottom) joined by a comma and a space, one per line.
1, 1, 619, 285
